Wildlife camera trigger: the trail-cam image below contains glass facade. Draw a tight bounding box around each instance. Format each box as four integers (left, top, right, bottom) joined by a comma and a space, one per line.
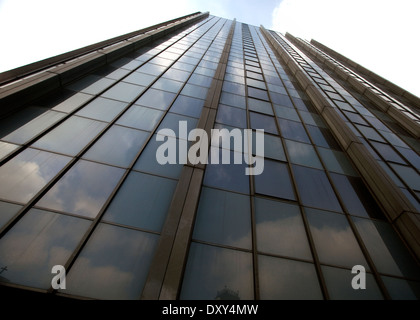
0, 12, 419, 300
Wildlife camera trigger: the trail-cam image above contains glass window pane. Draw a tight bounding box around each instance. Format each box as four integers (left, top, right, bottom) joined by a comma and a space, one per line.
258, 255, 323, 300
322, 266, 383, 300
247, 78, 266, 90
181, 84, 208, 100
285, 139, 323, 169
103, 172, 177, 232
63, 223, 159, 300
163, 68, 191, 82
219, 92, 246, 109
32, 116, 107, 156
67, 75, 115, 95
250, 112, 278, 135
389, 163, 420, 191
352, 217, 420, 279
1, 110, 66, 144
52, 92, 93, 113
254, 159, 296, 200
133, 135, 184, 179
253, 133, 286, 161
203, 147, 249, 194
270, 93, 293, 108
192, 187, 251, 249
330, 173, 383, 219
117, 105, 164, 132
101, 82, 146, 103
188, 74, 213, 88
317, 148, 358, 176
255, 197, 311, 260
36, 160, 124, 218
248, 87, 269, 101
83, 125, 148, 168
0, 201, 22, 230
215, 104, 247, 128
151, 78, 183, 94
307, 125, 341, 150
0, 148, 71, 203
222, 81, 245, 96
278, 119, 310, 143
371, 141, 406, 164
274, 105, 300, 122
76, 97, 127, 122
382, 276, 420, 300
156, 113, 198, 139
170, 95, 204, 119
123, 72, 156, 87
293, 165, 342, 212
355, 125, 386, 143
135, 88, 176, 111
305, 208, 368, 268
248, 98, 273, 115
180, 243, 254, 300
137, 63, 167, 76
0, 209, 90, 289
0, 141, 19, 161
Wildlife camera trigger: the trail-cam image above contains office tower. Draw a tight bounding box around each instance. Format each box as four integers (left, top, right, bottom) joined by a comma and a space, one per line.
0, 12, 419, 300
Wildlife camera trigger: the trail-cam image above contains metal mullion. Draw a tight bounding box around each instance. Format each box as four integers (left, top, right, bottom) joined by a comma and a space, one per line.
49, 16, 226, 297
264, 29, 392, 299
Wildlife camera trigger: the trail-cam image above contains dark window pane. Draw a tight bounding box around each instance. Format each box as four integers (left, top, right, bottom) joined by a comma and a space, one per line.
36, 160, 124, 218
117, 105, 163, 132
135, 88, 176, 111
83, 125, 148, 167
353, 217, 420, 279
0, 209, 90, 289
270, 93, 293, 108
101, 82, 145, 103
307, 125, 341, 150
215, 104, 247, 128
103, 172, 177, 232
278, 119, 310, 143
0, 201, 22, 230
51, 92, 93, 113
305, 208, 368, 268
371, 141, 406, 164
250, 112, 278, 135
285, 139, 323, 169
0, 109, 66, 144
255, 197, 311, 259
219, 92, 246, 109
322, 266, 383, 300
318, 148, 358, 176
0, 148, 71, 203
170, 95, 204, 118
258, 255, 322, 300
76, 97, 127, 122
390, 163, 420, 191
248, 87, 269, 101
151, 77, 184, 93
293, 165, 342, 212
382, 276, 420, 300
64, 223, 159, 299
67, 75, 116, 95
254, 159, 295, 200
248, 98, 273, 115
133, 135, 184, 179
274, 105, 300, 122
32, 116, 107, 156
330, 173, 384, 219
203, 147, 249, 194
124, 72, 156, 87
180, 243, 254, 300
253, 134, 286, 161
193, 187, 251, 249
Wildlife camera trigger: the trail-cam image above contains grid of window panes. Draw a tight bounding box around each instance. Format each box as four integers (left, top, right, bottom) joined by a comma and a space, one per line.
270, 31, 420, 214
305, 40, 420, 126
0, 15, 233, 299
180, 23, 420, 300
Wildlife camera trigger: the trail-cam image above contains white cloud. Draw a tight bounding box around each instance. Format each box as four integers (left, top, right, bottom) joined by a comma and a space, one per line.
271, 0, 420, 98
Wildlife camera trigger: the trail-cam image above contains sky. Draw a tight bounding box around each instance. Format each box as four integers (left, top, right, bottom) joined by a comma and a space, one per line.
0, 0, 419, 97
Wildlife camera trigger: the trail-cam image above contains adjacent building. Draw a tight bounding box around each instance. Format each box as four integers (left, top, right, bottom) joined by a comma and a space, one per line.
0, 12, 419, 300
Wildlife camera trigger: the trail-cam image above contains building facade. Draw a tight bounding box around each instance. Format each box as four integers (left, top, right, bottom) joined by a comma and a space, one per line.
0, 12, 419, 300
